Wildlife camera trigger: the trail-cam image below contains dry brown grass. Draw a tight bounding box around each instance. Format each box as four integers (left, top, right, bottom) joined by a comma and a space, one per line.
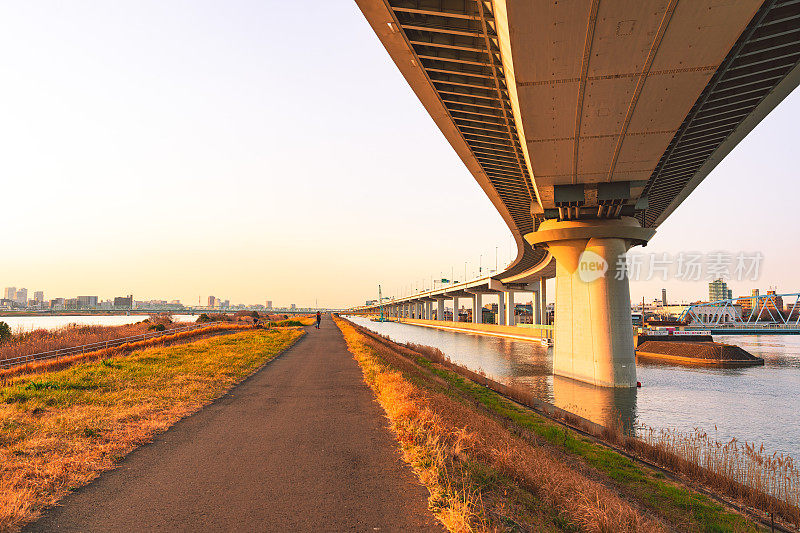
0, 316, 182, 363
0, 328, 303, 532
0, 323, 251, 380
335, 316, 666, 532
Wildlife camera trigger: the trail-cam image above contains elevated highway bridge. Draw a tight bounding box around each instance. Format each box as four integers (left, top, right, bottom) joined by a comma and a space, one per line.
351, 0, 800, 387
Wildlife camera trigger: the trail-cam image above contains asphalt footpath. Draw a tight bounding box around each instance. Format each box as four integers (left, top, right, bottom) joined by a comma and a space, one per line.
25, 317, 442, 532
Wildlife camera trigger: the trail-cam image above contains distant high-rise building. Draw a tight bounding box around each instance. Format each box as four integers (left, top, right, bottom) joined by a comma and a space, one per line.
222, 300, 230, 309
290, 303, 296, 310
114, 295, 133, 309
34, 291, 44, 304
4, 287, 16, 300
661, 288, 667, 306
77, 295, 98, 308
765, 290, 784, 312
708, 279, 730, 302
266, 300, 273, 309
15, 288, 28, 306
208, 296, 216, 308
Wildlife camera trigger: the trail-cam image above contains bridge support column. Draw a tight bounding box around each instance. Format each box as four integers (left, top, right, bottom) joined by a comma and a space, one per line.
473, 293, 483, 324
437, 299, 445, 321
539, 277, 548, 325
426, 301, 432, 320
533, 290, 541, 325
496, 292, 506, 325
526, 217, 655, 388
504, 291, 515, 326
452, 296, 460, 322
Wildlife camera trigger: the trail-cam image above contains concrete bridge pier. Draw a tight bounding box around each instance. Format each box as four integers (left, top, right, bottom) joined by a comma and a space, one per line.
496, 291, 506, 325
504, 291, 515, 326
468, 292, 483, 324
526, 217, 655, 388
538, 277, 547, 325
436, 298, 445, 322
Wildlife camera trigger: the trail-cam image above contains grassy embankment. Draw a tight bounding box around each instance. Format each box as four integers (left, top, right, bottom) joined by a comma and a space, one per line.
335, 316, 770, 532
0, 328, 303, 532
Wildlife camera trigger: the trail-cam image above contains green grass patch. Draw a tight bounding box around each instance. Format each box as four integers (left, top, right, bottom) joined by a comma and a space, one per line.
268, 319, 306, 327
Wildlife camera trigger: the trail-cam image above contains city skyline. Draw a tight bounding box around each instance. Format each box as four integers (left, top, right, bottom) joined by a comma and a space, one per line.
1, 1, 797, 308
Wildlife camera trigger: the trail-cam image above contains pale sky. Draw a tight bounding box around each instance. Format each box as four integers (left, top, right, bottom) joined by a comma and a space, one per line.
1, 1, 798, 308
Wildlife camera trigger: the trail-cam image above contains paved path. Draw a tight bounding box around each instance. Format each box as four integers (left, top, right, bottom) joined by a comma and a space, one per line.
26, 318, 441, 532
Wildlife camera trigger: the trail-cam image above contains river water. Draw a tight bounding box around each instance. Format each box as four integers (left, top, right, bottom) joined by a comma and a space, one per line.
0, 314, 198, 333
347, 316, 800, 459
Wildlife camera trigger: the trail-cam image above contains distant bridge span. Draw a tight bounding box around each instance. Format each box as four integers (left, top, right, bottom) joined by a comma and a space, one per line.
354, 0, 800, 387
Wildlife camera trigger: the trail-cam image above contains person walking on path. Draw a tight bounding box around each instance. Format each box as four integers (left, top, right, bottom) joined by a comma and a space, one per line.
315, 311, 321, 329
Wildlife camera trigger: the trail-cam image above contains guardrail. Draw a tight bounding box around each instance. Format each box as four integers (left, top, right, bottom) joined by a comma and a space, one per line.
0, 322, 208, 370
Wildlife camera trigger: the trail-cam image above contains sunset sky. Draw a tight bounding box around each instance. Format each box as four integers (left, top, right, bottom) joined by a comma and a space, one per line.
1, 1, 798, 308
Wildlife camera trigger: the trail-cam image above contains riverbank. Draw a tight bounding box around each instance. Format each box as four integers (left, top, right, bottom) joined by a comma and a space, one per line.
335, 317, 783, 532
390, 317, 552, 341
0, 328, 304, 531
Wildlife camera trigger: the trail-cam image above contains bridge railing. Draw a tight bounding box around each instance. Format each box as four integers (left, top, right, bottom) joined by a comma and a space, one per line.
0, 322, 207, 370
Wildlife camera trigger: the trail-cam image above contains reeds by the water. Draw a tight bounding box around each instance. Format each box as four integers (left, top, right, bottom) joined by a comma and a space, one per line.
639, 426, 800, 518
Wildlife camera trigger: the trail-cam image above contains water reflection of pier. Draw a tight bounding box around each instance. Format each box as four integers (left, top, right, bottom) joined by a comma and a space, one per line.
540, 376, 637, 435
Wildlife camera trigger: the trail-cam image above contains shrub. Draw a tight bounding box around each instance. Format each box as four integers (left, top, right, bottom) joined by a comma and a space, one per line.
0, 322, 11, 344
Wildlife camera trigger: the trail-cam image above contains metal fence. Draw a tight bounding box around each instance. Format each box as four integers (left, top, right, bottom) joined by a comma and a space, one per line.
0, 322, 209, 370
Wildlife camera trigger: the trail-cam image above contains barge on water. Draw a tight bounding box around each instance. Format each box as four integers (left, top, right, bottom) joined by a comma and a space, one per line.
634, 329, 764, 367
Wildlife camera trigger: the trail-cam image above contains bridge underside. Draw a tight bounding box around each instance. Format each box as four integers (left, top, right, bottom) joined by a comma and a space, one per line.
355, 0, 800, 386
